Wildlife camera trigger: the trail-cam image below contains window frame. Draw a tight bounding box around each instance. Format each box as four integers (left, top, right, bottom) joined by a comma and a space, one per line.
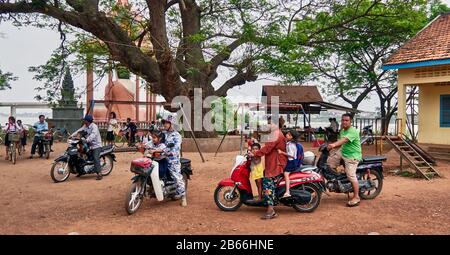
441, 94, 450, 128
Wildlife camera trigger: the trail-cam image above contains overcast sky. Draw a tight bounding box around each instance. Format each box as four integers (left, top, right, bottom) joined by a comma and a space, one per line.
2, 1, 450, 115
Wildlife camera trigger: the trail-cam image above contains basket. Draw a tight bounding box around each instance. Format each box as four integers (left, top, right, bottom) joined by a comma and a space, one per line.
8, 132, 20, 142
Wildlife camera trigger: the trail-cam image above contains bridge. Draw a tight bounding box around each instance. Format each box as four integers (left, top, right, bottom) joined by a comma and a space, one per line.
0, 102, 51, 117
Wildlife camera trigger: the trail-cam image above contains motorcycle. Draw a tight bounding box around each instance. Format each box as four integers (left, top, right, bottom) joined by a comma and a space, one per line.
50, 137, 116, 182
214, 153, 323, 213
125, 147, 193, 215
33, 127, 53, 159
361, 125, 374, 145
314, 145, 385, 199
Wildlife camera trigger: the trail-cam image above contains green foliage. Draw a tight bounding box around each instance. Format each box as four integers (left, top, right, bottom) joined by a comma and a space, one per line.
0, 69, 17, 90
429, 0, 450, 21
211, 97, 236, 132
117, 66, 131, 79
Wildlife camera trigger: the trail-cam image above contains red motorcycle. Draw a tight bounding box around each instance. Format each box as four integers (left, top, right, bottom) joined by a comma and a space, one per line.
214, 153, 323, 213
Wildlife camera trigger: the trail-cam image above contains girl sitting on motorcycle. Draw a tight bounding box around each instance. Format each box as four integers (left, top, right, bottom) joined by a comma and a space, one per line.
144, 131, 169, 179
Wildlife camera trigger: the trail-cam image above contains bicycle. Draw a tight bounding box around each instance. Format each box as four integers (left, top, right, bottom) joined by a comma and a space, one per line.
114, 130, 128, 148
7, 132, 21, 164
53, 128, 71, 143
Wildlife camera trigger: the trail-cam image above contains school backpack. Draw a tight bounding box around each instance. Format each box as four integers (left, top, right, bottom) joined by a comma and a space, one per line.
296, 143, 304, 166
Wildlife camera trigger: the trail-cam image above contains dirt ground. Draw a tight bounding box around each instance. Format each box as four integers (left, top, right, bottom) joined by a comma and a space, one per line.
0, 142, 449, 235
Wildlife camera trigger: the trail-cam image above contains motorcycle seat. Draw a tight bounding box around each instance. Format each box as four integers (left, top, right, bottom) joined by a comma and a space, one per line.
180, 158, 191, 165
101, 145, 113, 152
290, 165, 317, 173
361, 155, 387, 163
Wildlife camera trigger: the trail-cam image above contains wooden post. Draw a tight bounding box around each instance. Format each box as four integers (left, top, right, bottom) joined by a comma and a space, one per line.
400, 156, 403, 173
215, 105, 240, 157
135, 76, 140, 122
178, 103, 205, 163
86, 55, 94, 113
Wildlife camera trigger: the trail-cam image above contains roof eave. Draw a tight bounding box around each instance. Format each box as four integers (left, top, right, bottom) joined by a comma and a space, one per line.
383, 58, 450, 70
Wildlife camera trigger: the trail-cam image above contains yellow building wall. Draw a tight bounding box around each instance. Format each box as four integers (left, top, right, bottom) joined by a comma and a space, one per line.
397, 66, 450, 145
418, 84, 450, 145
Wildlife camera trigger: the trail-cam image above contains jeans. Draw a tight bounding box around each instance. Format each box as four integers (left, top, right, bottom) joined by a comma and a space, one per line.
90, 147, 102, 174
31, 136, 43, 155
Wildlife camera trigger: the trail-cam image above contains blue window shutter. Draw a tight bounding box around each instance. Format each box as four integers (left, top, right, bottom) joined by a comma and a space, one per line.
441, 95, 450, 128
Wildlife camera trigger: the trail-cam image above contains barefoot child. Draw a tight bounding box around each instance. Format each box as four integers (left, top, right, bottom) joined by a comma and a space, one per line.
250, 143, 264, 200
278, 130, 303, 198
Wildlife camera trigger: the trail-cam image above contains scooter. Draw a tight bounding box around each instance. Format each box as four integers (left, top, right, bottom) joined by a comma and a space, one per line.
214, 153, 324, 213
124, 148, 193, 215
50, 137, 116, 182
314, 145, 385, 199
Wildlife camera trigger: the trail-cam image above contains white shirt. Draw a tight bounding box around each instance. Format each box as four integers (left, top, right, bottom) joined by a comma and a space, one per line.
5, 123, 19, 132
74, 123, 102, 149
286, 141, 297, 161
107, 119, 118, 132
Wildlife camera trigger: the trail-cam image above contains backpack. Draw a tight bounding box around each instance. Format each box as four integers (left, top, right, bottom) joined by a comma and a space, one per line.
295, 143, 304, 166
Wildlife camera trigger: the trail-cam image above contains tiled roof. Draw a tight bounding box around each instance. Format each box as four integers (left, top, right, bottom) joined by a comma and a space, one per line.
261, 85, 323, 103
384, 13, 450, 66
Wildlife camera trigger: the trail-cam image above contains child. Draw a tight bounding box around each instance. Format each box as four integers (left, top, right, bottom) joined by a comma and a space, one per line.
144, 131, 168, 179
140, 128, 152, 145
278, 130, 303, 198
250, 143, 264, 200
17, 120, 27, 152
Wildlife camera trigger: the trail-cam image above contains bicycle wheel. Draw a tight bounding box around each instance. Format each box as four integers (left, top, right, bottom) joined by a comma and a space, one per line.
11, 144, 16, 164
53, 131, 63, 142
114, 135, 126, 148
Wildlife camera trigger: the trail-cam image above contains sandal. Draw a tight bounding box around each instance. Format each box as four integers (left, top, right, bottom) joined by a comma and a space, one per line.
347, 199, 360, 207
282, 193, 291, 198
261, 212, 278, 220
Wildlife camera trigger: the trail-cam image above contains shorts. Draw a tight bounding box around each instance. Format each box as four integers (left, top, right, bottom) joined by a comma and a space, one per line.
284, 160, 298, 172
106, 131, 115, 141
327, 149, 359, 182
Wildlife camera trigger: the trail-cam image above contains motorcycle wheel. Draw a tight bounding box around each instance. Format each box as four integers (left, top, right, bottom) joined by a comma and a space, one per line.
214, 185, 242, 211
292, 183, 322, 213
50, 161, 71, 183
359, 170, 383, 200
125, 182, 144, 215
45, 144, 50, 159
100, 155, 114, 176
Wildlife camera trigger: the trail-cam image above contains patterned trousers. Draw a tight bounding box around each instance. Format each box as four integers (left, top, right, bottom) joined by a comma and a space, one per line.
262, 176, 278, 206
168, 160, 185, 196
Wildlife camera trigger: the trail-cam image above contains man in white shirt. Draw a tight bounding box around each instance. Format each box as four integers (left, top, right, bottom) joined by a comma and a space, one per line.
71, 115, 103, 180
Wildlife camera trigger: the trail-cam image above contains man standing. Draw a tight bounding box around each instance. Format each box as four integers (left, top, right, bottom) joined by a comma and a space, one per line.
327, 113, 362, 207
162, 115, 186, 207
72, 115, 103, 180
251, 117, 287, 219
29, 115, 49, 159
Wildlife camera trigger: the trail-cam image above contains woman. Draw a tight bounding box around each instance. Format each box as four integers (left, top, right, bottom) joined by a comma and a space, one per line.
106, 112, 118, 145
17, 119, 27, 152
250, 119, 287, 219
3, 116, 19, 160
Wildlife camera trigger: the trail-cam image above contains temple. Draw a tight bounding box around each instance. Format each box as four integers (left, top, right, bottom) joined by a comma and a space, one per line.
87, 0, 157, 122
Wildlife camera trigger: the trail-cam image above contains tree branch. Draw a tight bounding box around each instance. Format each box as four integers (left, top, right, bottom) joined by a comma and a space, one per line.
214, 70, 257, 97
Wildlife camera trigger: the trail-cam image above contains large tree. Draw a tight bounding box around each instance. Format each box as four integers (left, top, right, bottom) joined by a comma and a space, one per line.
261, 0, 429, 134
0, 0, 388, 137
